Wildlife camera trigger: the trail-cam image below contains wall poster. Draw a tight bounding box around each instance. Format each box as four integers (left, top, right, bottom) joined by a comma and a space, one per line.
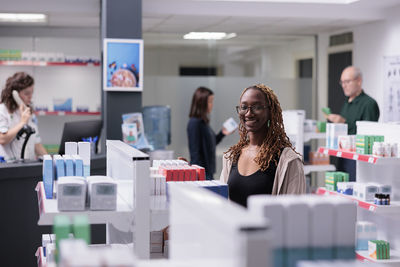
384, 55, 400, 122
103, 38, 143, 91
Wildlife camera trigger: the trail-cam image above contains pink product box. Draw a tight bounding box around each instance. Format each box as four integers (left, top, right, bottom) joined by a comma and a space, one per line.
338, 135, 355, 152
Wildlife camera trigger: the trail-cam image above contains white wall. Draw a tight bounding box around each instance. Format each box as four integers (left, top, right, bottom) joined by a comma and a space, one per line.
144, 37, 315, 78
353, 5, 400, 118
317, 5, 400, 122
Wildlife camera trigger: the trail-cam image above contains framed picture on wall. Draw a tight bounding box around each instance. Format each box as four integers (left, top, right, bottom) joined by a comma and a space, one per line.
103, 38, 143, 91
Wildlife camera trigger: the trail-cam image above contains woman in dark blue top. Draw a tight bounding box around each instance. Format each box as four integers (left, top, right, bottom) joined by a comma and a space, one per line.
187, 87, 230, 180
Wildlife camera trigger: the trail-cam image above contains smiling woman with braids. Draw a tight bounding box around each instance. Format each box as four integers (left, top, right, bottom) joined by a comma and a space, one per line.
220, 84, 305, 207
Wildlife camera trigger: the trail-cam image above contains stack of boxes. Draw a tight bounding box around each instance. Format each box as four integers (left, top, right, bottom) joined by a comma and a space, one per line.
52, 215, 90, 263
152, 160, 205, 181
325, 172, 349, 192
42, 142, 91, 200
0, 49, 21, 60
151, 160, 228, 198
150, 227, 170, 257
326, 123, 348, 149
356, 135, 384, 155
369, 240, 390, 260
150, 230, 164, 254
248, 195, 357, 267
309, 151, 330, 165
356, 221, 377, 251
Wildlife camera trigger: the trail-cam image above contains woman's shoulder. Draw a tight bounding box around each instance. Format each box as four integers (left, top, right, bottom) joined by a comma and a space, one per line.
0, 103, 9, 113
188, 117, 205, 125
280, 147, 302, 162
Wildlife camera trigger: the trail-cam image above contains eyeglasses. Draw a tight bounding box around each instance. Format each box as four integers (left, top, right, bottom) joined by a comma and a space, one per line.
236, 105, 268, 115
339, 78, 357, 86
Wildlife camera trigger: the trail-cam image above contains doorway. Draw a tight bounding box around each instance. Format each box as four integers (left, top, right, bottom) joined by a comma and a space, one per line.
328, 51, 352, 113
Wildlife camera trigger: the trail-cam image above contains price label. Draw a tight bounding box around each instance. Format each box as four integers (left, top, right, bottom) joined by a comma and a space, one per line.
337, 151, 342, 157
58, 111, 66, 116
324, 149, 328, 154
353, 154, 359, 160
368, 157, 374, 163
369, 205, 376, 212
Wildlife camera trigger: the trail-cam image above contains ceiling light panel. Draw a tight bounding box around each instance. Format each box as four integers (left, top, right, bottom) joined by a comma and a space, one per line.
183, 32, 237, 40
205, 0, 360, 4
0, 13, 47, 23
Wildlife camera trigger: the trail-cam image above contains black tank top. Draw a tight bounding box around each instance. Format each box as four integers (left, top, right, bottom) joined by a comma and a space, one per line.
227, 157, 278, 207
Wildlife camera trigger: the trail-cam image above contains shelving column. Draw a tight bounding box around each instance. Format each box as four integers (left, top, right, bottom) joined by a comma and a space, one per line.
101, 0, 142, 144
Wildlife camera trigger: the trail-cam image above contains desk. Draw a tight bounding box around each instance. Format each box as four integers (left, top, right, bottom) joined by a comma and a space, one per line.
0, 154, 106, 267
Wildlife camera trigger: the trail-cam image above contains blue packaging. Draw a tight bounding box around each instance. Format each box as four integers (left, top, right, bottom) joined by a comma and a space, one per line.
53, 155, 65, 180
63, 155, 74, 176
286, 248, 310, 267
73, 155, 83, 177
273, 248, 285, 267
42, 155, 54, 199
335, 246, 355, 259
311, 247, 334, 260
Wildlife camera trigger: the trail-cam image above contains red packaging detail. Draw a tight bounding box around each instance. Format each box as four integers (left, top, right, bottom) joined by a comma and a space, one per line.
192, 165, 206, 180
160, 167, 173, 182
172, 168, 179, 181
177, 168, 184, 181
190, 167, 197, 181
182, 166, 191, 181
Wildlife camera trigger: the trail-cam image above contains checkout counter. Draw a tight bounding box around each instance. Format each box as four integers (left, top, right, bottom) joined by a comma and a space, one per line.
0, 154, 106, 267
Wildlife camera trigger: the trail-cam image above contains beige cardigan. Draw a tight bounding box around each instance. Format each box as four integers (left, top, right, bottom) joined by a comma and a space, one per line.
219, 147, 306, 195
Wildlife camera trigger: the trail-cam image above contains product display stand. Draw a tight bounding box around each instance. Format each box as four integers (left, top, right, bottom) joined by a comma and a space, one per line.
318, 121, 400, 264
34, 140, 169, 262
35, 181, 133, 225
35, 169, 272, 266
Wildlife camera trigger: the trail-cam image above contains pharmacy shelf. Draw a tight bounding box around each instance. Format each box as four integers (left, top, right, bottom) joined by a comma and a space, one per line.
356, 249, 400, 263
304, 164, 335, 175
35, 247, 46, 267
35, 181, 133, 225
35, 111, 101, 116
318, 147, 400, 165
35, 182, 169, 230
316, 187, 400, 214
0, 60, 100, 67
304, 132, 325, 142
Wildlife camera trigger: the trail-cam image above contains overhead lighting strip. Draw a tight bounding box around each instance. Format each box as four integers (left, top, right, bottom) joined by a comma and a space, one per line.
204, 0, 360, 4
183, 32, 237, 40
0, 13, 47, 23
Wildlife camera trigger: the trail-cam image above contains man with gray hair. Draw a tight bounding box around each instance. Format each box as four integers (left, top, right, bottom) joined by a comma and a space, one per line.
325, 66, 380, 181
326, 65, 379, 135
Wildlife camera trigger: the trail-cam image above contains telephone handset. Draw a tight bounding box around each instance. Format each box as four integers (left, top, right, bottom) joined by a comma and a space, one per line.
12, 90, 27, 109
12, 90, 36, 160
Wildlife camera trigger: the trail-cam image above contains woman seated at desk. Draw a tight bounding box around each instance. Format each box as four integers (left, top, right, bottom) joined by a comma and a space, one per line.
0, 72, 47, 162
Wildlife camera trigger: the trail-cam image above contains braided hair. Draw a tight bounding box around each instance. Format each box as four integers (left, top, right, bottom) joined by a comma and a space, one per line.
225, 84, 298, 171
1, 72, 34, 113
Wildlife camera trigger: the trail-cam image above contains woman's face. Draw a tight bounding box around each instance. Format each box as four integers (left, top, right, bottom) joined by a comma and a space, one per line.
239, 88, 270, 133
207, 94, 214, 114
19, 86, 34, 106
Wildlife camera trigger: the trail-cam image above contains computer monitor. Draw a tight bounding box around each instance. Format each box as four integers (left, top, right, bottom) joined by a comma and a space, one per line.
58, 120, 102, 155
